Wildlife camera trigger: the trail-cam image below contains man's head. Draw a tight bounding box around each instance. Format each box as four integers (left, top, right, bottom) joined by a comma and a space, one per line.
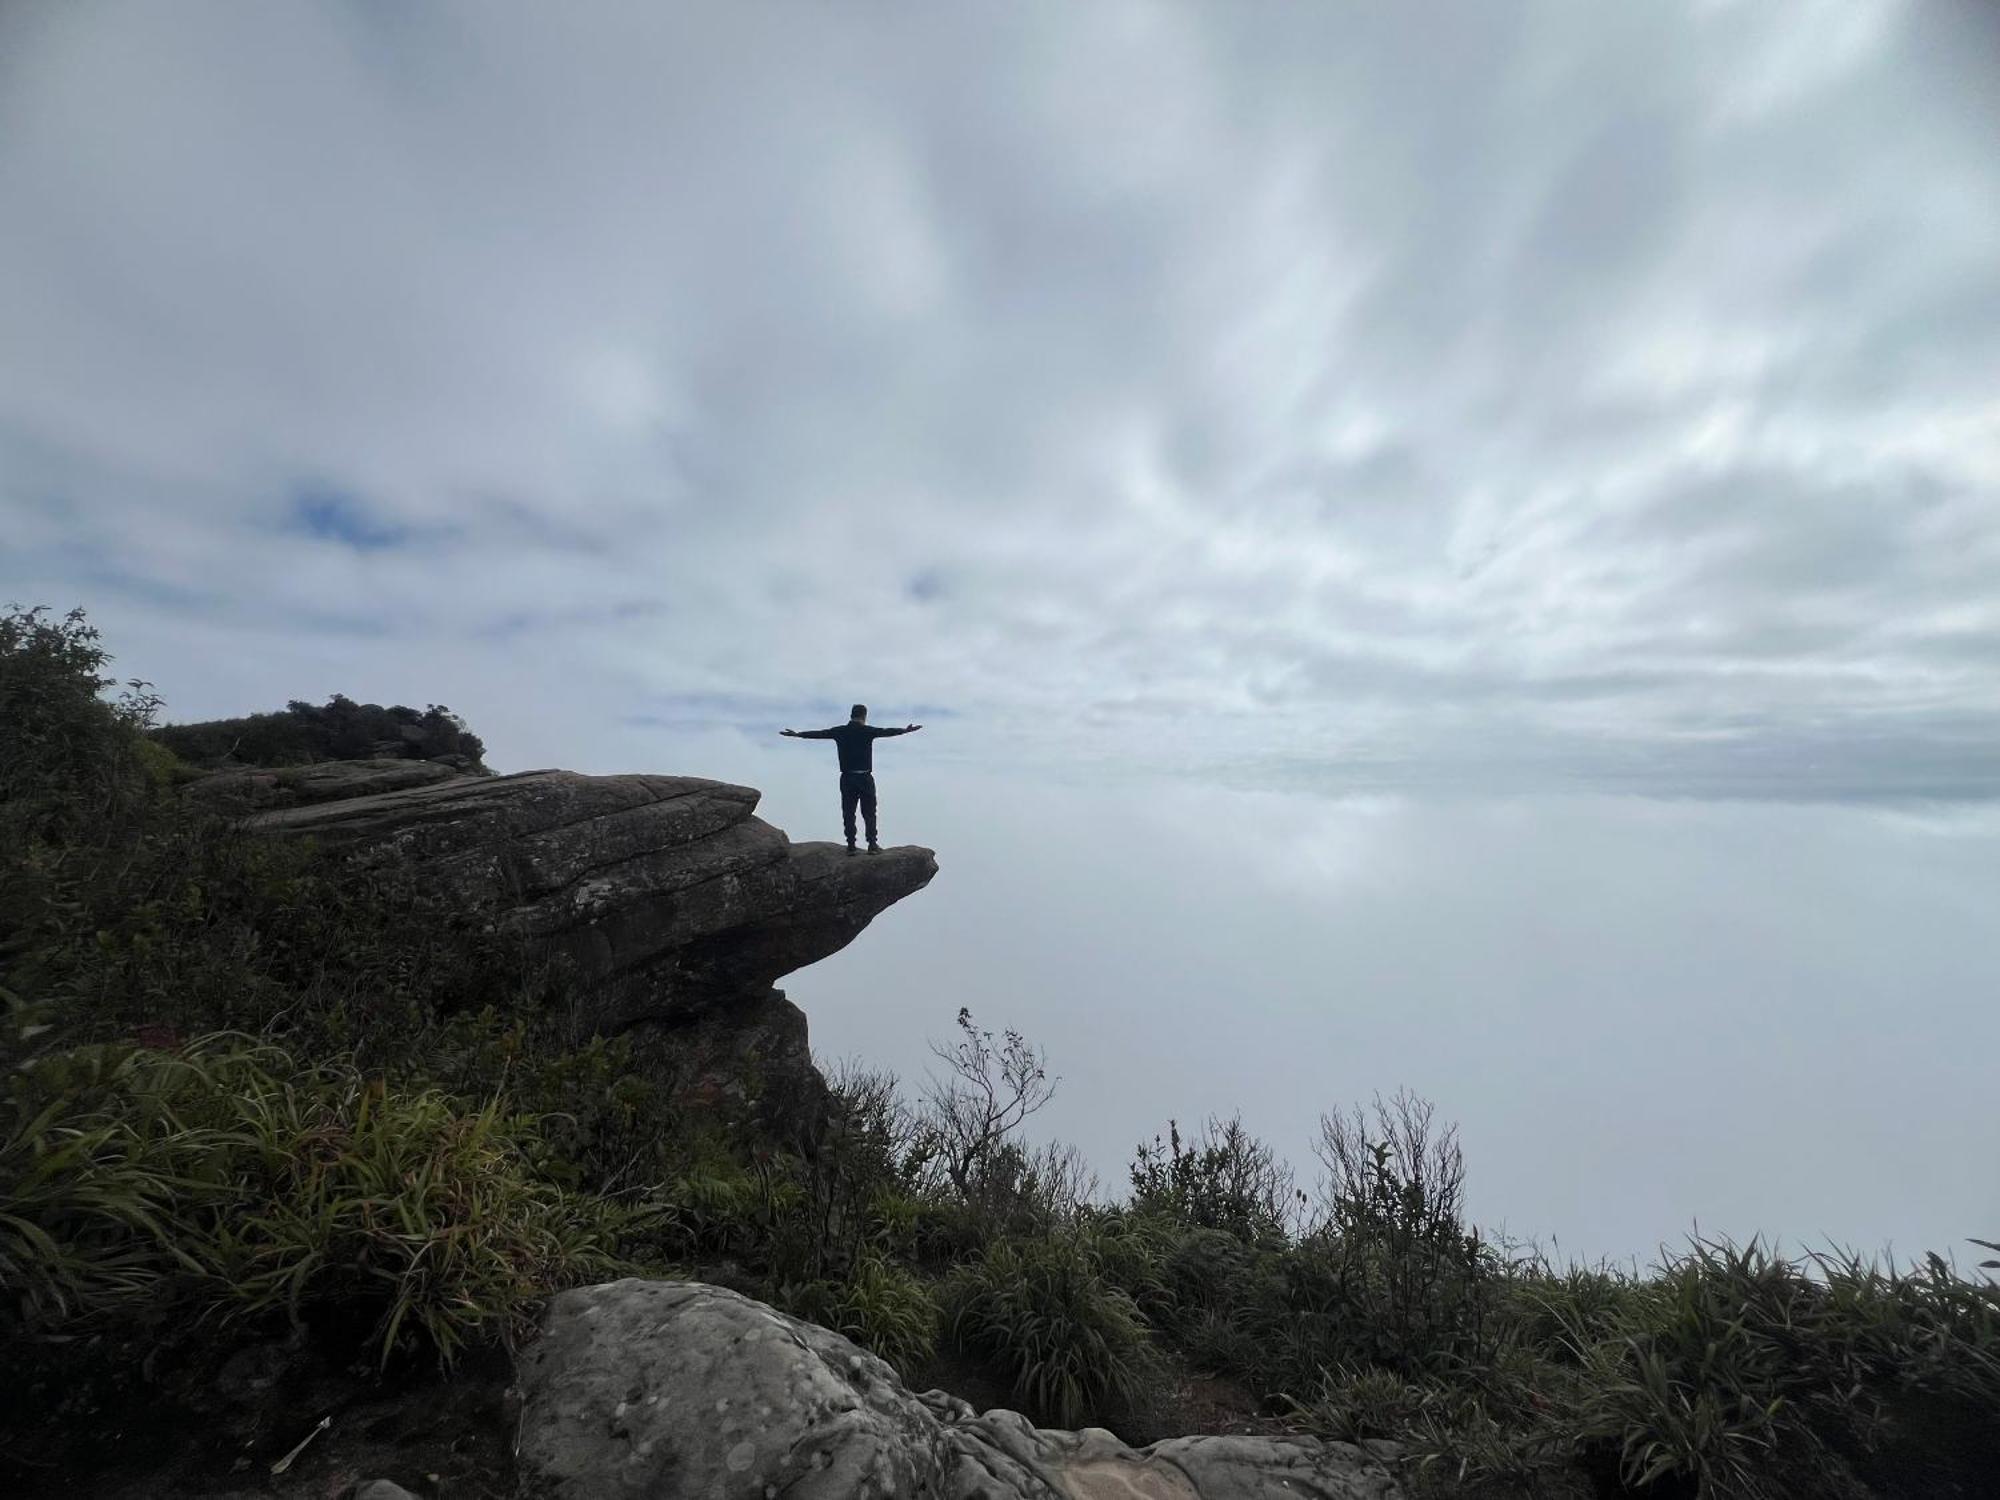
850, 704, 867, 722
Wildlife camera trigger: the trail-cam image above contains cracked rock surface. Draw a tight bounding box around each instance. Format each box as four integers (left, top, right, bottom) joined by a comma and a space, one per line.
250, 768, 936, 1137
253, 769, 934, 1027
516, 1281, 1404, 1500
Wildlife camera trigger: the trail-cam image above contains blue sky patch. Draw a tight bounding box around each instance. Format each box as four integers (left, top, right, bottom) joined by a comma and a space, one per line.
291, 485, 408, 551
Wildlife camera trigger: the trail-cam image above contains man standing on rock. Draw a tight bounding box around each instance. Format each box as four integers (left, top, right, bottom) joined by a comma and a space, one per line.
780, 705, 922, 854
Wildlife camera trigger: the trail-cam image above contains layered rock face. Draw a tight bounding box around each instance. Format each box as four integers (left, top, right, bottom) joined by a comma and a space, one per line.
516, 1279, 1403, 1500
190, 756, 467, 811
248, 768, 936, 1136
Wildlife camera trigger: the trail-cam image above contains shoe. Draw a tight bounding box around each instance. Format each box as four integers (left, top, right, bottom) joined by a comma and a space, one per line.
846, 844, 858, 857
867, 842, 881, 854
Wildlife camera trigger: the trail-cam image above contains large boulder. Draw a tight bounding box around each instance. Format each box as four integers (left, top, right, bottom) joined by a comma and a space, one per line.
249, 768, 936, 1138
515, 1280, 1403, 1500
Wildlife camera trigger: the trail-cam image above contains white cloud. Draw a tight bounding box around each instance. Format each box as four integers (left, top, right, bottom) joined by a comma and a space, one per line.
5, 1, 1994, 798
784, 767, 2000, 1267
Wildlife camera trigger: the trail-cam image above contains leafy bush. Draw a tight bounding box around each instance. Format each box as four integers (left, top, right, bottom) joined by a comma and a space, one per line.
782, 1060, 926, 1281
2, 607, 612, 1394
152, 693, 486, 770
904, 1194, 991, 1270
942, 1234, 1164, 1427
417, 1007, 680, 1199
1159, 1224, 1261, 1323
0, 605, 162, 838
1289, 1092, 1503, 1380
644, 1155, 806, 1266
5, 762, 545, 1067
1130, 1114, 1296, 1244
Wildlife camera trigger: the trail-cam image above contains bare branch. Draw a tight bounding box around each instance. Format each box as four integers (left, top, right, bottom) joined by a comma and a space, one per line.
916, 1007, 1058, 1203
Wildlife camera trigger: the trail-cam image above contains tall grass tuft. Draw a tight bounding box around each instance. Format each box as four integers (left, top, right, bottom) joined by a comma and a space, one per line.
2, 1031, 625, 1367
774, 1253, 939, 1374
941, 1234, 1165, 1427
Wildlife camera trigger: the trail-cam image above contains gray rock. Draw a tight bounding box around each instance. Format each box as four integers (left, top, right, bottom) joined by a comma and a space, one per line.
625, 985, 827, 1140
353, 1483, 421, 1500
188, 757, 468, 812
249, 768, 936, 1140
516, 1280, 1402, 1500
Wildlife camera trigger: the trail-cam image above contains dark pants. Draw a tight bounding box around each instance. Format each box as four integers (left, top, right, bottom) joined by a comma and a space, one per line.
840, 771, 878, 845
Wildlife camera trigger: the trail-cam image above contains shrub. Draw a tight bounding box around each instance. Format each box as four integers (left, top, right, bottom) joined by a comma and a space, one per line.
420, 1009, 677, 1198
1130, 1114, 1296, 1244
773, 1254, 939, 1374
1074, 1208, 1177, 1321
1305, 1362, 1438, 1443
1508, 1261, 1641, 1358
152, 693, 486, 770
1289, 1236, 2000, 1499
1, 1032, 626, 1368
1804, 1246, 2000, 1409
904, 1194, 990, 1271
5, 761, 544, 1067
912, 1008, 1056, 1221
0, 604, 161, 838
657, 1154, 805, 1264
0, 1029, 198, 1328
1159, 1223, 1261, 1324
1581, 1344, 1791, 1499
787, 1060, 926, 1280
941, 1234, 1164, 1427
184, 1051, 627, 1366
1540, 1237, 2000, 1499
1296, 1091, 1502, 1379
1302, 1352, 1591, 1497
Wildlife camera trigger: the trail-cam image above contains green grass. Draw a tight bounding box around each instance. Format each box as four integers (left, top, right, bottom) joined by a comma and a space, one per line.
773, 1253, 940, 1374
3, 1029, 626, 1368
941, 1233, 1165, 1427
1290, 1236, 2000, 1498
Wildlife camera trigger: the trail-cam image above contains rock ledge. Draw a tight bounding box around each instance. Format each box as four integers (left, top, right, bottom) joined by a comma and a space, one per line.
251, 767, 936, 1136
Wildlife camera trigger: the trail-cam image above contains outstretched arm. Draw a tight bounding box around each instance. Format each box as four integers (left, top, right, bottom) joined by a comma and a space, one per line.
871, 724, 923, 737
780, 727, 838, 739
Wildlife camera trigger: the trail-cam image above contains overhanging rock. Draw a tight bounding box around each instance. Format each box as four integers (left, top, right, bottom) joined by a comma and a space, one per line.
250, 768, 936, 1136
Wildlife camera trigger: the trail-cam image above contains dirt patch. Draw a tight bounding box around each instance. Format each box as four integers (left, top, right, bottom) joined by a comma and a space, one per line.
1152, 1372, 1295, 1441
8, 1349, 518, 1500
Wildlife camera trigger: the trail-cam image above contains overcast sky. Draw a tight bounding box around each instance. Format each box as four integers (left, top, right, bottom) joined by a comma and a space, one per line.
4, 0, 1997, 1265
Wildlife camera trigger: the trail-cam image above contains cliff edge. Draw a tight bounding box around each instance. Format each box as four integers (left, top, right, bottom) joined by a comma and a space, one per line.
244, 765, 937, 1138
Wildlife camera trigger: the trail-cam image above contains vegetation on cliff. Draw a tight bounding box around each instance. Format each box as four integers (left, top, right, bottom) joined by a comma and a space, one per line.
3, 606, 1996, 1499
151, 692, 486, 771
0, 608, 632, 1472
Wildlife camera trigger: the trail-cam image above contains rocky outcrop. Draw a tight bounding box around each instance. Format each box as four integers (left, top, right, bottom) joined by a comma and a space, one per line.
248, 768, 936, 1137
516, 1279, 1403, 1500
188, 756, 471, 811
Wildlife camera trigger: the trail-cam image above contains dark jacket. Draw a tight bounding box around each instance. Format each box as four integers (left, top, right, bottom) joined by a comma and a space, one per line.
794, 722, 913, 773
